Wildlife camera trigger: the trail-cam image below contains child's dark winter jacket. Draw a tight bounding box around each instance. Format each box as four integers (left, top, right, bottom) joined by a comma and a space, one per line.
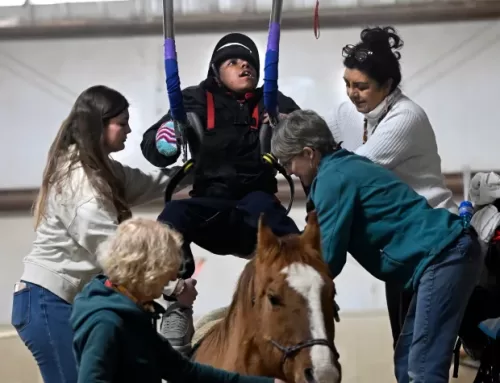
141, 33, 300, 200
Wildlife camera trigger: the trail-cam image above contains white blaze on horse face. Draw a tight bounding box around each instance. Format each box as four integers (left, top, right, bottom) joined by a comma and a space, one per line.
282, 263, 340, 383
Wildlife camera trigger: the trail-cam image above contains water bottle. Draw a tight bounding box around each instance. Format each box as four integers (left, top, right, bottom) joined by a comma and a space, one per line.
458, 200, 474, 228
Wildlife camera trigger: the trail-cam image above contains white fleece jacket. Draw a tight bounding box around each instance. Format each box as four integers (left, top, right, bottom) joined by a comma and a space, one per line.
20, 152, 186, 303
328, 89, 457, 214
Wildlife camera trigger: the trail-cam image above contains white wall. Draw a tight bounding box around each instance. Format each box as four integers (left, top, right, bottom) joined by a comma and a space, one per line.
1, 20, 500, 190
1, 19, 499, 323
0, 204, 386, 325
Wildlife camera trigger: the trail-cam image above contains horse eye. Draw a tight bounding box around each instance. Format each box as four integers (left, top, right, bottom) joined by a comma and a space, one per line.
267, 294, 281, 306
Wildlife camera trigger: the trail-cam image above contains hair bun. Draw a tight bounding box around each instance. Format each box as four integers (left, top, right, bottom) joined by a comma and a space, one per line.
360, 26, 404, 60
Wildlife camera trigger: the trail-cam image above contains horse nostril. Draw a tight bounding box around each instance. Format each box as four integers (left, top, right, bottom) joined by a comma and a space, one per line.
304, 367, 315, 383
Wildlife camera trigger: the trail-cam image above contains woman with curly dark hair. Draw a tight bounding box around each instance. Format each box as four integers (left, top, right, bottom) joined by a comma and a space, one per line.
328, 26, 459, 354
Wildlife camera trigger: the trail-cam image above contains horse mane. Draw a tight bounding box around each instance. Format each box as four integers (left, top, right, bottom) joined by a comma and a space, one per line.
197, 257, 257, 355
227, 258, 258, 317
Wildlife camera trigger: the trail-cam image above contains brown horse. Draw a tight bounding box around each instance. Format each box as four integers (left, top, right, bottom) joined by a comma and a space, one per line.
193, 211, 341, 383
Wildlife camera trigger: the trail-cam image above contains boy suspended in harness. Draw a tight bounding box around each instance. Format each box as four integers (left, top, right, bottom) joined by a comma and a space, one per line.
140, 32, 301, 355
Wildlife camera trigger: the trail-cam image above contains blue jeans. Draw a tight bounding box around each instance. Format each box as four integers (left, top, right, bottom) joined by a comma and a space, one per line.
11, 281, 77, 383
394, 231, 483, 383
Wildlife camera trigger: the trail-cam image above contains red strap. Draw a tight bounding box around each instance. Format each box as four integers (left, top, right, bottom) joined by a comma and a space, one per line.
206, 91, 260, 131
206, 91, 215, 130
314, 0, 320, 39
250, 103, 259, 130
492, 229, 500, 243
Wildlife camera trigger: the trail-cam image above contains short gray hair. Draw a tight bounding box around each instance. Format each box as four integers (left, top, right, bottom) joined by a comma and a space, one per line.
271, 109, 337, 164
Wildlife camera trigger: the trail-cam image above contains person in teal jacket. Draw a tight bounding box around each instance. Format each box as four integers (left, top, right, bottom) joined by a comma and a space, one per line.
270, 109, 483, 383
70, 217, 285, 383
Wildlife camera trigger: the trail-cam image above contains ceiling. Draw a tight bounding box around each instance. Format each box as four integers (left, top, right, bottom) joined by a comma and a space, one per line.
0, 0, 499, 39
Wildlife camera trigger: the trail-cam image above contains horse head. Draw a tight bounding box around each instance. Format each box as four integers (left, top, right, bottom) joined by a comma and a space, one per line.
251, 210, 341, 383
193, 211, 341, 382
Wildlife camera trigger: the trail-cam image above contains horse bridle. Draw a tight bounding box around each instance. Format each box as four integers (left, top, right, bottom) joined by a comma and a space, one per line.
258, 297, 341, 367
269, 338, 340, 366
250, 279, 341, 369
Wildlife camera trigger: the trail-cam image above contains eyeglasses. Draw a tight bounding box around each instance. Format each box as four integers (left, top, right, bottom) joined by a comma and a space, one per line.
342, 44, 373, 62
279, 156, 294, 170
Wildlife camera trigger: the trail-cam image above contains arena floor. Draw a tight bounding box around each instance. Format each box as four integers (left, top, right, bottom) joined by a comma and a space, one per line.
0, 313, 478, 383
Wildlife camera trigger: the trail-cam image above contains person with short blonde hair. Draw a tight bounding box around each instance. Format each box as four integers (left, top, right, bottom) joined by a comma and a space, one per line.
97, 218, 183, 301
71, 217, 286, 383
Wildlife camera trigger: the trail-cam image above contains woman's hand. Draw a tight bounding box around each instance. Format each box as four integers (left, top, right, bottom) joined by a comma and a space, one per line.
176, 278, 198, 308
274, 379, 287, 383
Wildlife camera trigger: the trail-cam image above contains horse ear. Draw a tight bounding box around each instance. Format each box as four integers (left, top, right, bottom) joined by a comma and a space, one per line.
301, 210, 321, 252
257, 213, 279, 257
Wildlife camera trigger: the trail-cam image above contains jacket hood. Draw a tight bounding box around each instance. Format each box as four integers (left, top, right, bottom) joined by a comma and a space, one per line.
70, 275, 163, 334
208, 32, 260, 82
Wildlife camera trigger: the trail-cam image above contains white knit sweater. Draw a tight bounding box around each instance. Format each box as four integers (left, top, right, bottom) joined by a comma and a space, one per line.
327, 89, 457, 214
